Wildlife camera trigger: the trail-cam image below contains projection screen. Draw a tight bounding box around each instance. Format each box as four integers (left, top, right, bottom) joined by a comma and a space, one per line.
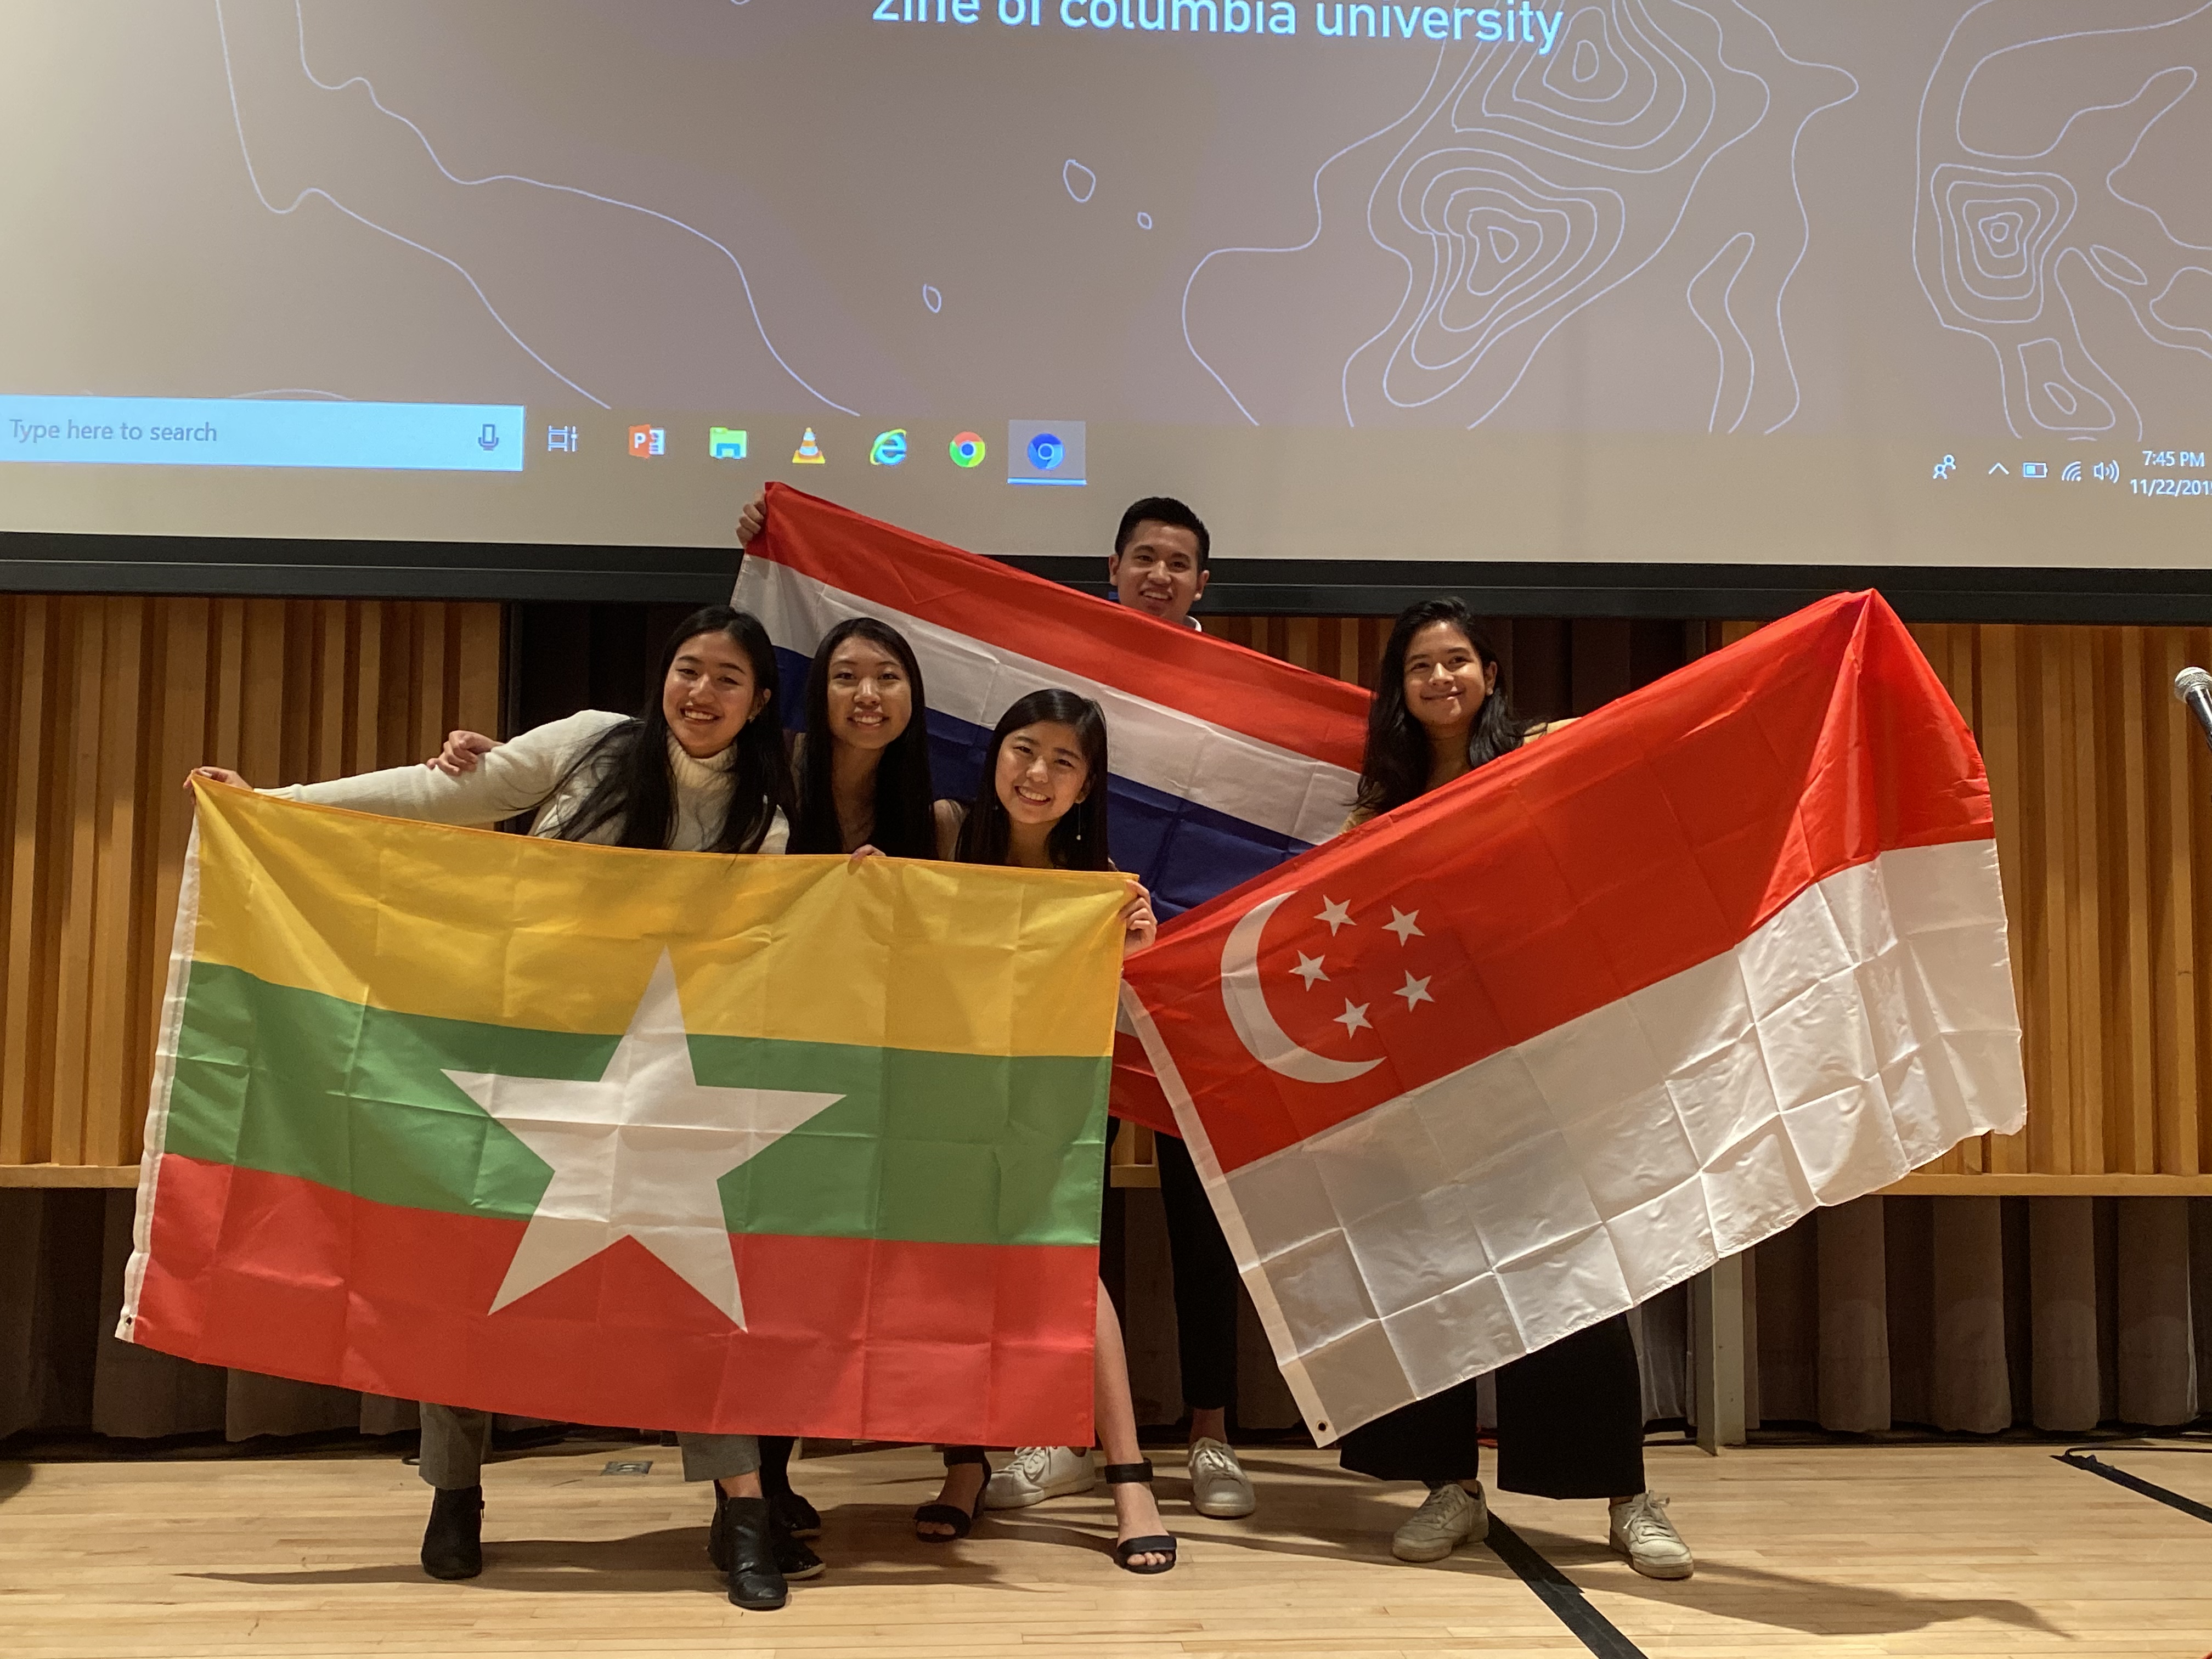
1, 0, 2207, 585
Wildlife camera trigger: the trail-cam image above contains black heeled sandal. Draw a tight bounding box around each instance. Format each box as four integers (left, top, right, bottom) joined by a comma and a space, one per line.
1104, 1460, 1177, 1575
914, 1447, 991, 1542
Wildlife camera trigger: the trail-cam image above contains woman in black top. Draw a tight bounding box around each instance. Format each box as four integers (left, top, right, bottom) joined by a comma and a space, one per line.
1333, 598, 1695, 1582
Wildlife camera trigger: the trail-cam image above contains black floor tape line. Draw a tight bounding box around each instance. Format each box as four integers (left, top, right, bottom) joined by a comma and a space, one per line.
1483, 1516, 1651, 1659
2057, 1451, 2212, 1526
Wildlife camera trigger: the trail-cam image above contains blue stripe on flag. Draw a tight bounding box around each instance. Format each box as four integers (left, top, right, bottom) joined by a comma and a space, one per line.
775, 645, 1309, 914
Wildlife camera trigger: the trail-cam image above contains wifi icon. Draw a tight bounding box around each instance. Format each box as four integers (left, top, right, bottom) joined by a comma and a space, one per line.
2061, 461, 2083, 482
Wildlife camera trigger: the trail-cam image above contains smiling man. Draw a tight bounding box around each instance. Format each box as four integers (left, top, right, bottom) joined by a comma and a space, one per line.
1107, 496, 1211, 629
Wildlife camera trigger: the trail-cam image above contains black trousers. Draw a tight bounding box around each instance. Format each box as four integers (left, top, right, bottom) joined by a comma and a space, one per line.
1336, 1314, 1646, 1500
1154, 1132, 1240, 1413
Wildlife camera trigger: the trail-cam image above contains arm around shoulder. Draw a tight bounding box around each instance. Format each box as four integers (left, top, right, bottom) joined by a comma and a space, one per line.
270, 710, 628, 827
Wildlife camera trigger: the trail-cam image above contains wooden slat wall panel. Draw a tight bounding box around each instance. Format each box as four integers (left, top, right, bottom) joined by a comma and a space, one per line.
0, 597, 501, 1171
1723, 619, 2212, 1182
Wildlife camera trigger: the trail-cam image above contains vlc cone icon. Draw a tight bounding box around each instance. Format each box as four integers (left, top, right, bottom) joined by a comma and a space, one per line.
792, 428, 826, 465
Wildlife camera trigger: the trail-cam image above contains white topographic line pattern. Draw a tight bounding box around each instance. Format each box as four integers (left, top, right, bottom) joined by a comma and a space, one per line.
213, 0, 855, 415
1183, 2, 1854, 432
1911, 0, 2212, 442
1181, 58, 1453, 426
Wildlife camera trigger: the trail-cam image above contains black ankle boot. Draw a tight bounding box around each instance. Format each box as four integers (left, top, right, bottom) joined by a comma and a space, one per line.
708, 1490, 822, 1582
711, 1494, 788, 1610
768, 1485, 822, 1541
420, 1485, 483, 1580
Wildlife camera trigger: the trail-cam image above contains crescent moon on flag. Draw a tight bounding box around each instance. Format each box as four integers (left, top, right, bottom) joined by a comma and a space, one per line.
1221, 891, 1383, 1085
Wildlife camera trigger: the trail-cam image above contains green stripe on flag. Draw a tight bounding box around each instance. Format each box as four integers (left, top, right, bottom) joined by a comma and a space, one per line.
165, 962, 1107, 1248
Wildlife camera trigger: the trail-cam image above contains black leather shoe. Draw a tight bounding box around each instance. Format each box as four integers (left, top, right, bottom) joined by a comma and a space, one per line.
769, 1486, 822, 1541
712, 1494, 789, 1610
419, 1485, 483, 1580
774, 1527, 825, 1581
709, 1490, 822, 1582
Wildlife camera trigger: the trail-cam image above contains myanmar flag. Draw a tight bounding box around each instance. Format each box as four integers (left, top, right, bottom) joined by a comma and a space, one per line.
119, 783, 1130, 1447
1120, 592, 2028, 1444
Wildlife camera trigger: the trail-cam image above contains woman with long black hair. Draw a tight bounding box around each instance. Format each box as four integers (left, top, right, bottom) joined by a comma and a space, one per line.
749, 616, 961, 1537
894, 689, 1176, 1575
789, 616, 962, 860
1334, 597, 1695, 1582
189, 605, 808, 1612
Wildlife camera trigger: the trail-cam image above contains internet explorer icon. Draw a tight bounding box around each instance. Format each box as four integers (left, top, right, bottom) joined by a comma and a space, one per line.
870, 429, 908, 466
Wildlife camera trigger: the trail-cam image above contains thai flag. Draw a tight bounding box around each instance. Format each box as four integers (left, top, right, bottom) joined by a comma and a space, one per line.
733, 484, 1369, 916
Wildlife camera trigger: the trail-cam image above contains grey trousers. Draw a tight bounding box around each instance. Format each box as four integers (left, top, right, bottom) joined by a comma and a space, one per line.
416, 1404, 760, 1489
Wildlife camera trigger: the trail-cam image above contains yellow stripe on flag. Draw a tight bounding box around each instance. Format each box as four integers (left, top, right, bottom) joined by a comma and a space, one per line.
187, 782, 1128, 1058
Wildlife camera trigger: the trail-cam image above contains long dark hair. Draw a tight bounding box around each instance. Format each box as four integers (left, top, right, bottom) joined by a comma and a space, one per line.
1352, 597, 1530, 821
955, 689, 1112, 871
553, 606, 792, 853
790, 617, 938, 857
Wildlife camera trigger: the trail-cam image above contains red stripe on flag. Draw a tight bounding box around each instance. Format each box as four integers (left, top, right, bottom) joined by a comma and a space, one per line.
1121, 592, 1994, 1173
747, 483, 1370, 769
128, 1156, 1099, 1447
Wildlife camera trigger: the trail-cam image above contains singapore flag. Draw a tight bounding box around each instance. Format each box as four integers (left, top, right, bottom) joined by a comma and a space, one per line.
1120, 593, 2027, 1443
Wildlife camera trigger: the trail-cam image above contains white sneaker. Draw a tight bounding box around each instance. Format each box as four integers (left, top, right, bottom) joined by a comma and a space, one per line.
1391, 1481, 1487, 1562
1609, 1492, 1693, 1579
1187, 1438, 1256, 1518
981, 1446, 1097, 1510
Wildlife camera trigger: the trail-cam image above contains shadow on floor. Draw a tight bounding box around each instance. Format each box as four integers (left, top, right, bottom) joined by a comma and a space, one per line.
1203, 1454, 2058, 1641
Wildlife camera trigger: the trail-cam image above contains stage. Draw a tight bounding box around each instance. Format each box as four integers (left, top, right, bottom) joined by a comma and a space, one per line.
3, 1441, 2207, 1657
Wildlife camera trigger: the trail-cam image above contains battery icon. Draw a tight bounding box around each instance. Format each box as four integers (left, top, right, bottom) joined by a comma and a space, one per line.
2021, 462, 2048, 478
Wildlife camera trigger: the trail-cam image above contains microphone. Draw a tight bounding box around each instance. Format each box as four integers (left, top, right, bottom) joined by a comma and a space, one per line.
2174, 666, 2212, 753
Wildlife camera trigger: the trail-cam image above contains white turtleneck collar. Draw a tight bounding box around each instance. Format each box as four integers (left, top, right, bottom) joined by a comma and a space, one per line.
666, 732, 739, 794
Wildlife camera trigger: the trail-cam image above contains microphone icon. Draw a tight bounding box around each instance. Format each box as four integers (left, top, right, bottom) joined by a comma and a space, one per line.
478, 424, 500, 452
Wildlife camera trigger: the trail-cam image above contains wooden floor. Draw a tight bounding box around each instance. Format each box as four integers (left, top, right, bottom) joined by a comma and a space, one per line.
3, 1440, 2209, 1657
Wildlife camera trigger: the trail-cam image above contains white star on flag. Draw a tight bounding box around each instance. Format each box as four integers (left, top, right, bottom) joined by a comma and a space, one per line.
1292, 952, 1329, 988
1395, 972, 1434, 1009
1333, 999, 1372, 1036
1316, 897, 1353, 934
1384, 907, 1424, 944
443, 952, 844, 1327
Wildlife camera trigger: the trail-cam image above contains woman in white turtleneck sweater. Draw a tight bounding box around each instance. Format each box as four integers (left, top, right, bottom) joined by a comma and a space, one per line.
195, 605, 792, 856
187, 605, 804, 1612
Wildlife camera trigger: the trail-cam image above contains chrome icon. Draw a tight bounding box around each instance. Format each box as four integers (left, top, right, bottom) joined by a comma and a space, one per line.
949, 431, 987, 469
